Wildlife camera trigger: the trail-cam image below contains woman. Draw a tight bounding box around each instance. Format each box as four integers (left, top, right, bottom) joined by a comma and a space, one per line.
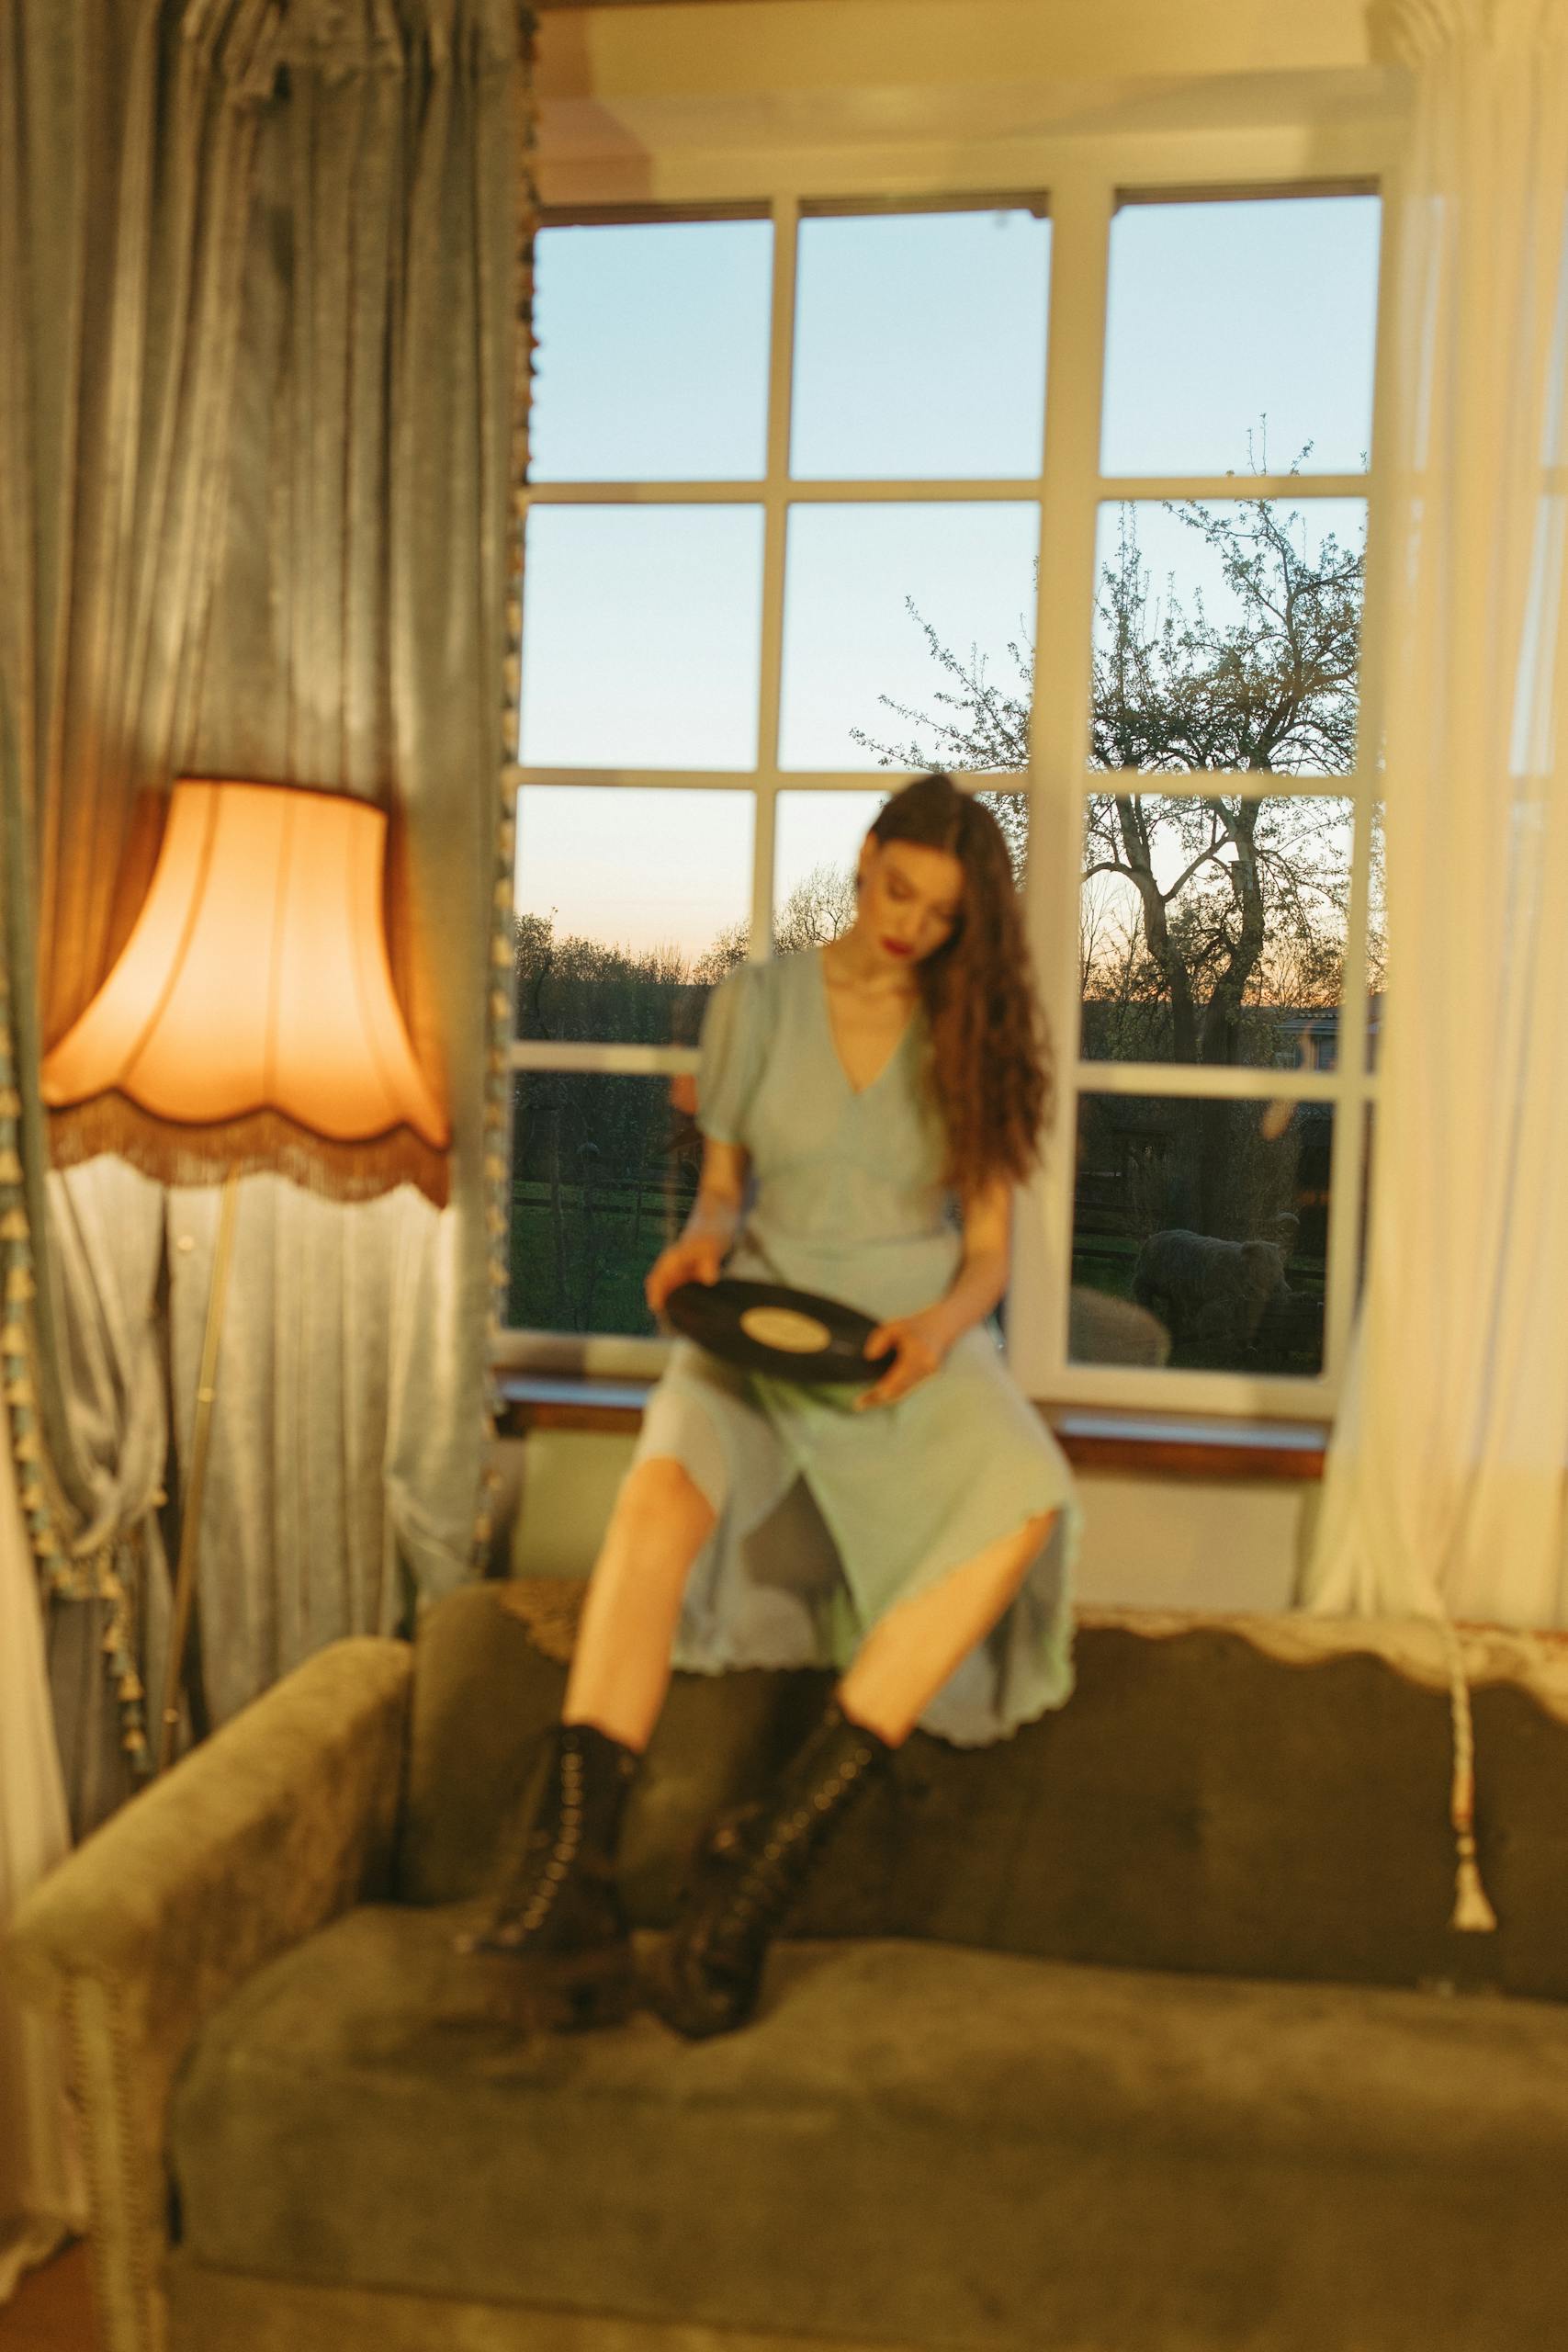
469, 775, 1077, 2039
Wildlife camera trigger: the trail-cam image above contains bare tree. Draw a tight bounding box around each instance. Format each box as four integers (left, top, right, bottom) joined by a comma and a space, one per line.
776, 862, 858, 955
852, 451, 1366, 1073
691, 919, 750, 986
692, 862, 860, 981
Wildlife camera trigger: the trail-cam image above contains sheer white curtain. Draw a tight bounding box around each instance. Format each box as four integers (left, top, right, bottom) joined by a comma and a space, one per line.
0, 1429, 85, 2301
1306, 0, 1568, 1627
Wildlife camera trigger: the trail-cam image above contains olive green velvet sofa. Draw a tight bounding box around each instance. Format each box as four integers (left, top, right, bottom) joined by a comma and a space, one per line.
12, 1579, 1568, 2352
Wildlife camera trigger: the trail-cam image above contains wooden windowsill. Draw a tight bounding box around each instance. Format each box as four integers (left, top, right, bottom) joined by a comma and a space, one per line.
495, 1375, 1328, 1483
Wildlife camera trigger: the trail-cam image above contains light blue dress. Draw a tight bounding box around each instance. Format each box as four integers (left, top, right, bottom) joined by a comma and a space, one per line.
634, 946, 1077, 1746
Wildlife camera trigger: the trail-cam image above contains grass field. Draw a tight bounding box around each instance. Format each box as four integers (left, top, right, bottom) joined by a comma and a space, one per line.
508, 1184, 689, 1335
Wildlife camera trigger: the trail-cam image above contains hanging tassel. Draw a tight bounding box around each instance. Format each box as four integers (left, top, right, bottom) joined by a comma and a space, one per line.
1451, 1832, 1498, 1934
1439, 1618, 1498, 1934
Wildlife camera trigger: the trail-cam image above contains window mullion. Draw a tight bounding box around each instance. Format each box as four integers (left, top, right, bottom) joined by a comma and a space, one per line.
1012, 169, 1116, 1399
1068, 1061, 1343, 1102
1071, 769, 1371, 798
508, 1042, 696, 1077
1096, 471, 1369, 503
750, 194, 800, 955
1315, 704, 1377, 1393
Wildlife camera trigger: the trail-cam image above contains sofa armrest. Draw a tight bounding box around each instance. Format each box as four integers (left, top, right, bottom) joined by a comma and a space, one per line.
3, 1634, 413, 2352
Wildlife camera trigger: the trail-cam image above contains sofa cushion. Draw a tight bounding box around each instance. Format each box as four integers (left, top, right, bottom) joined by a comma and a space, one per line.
399, 1586, 1568, 2002
169, 1903, 1568, 2352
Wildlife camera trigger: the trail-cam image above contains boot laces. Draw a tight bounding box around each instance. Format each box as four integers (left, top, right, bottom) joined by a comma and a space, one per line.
510, 1745, 586, 1939
724, 1750, 871, 1933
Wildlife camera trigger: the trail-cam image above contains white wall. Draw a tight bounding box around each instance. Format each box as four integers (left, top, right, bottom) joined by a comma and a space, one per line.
506, 1427, 1314, 1610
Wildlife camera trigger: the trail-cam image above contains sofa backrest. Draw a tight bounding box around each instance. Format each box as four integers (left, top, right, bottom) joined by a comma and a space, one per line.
397, 1582, 1568, 2002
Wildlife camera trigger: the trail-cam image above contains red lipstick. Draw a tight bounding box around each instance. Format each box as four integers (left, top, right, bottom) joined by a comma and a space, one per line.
880, 936, 913, 959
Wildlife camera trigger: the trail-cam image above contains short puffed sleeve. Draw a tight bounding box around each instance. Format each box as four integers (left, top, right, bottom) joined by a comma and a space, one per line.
696, 961, 770, 1146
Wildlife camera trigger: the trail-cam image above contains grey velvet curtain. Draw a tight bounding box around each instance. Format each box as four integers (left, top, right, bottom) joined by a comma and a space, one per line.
0, 0, 267, 1829
0, 0, 528, 1825
161, 0, 525, 1715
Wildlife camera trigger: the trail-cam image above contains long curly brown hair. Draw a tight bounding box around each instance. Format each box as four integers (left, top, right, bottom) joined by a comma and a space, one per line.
869, 775, 1053, 1202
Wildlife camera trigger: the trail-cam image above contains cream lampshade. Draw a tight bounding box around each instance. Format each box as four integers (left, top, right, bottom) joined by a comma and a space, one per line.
39, 775, 451, 1770
41, 776, 448, 1170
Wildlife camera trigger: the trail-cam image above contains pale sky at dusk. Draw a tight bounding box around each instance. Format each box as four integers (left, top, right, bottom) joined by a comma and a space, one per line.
515, 195, 1382, 963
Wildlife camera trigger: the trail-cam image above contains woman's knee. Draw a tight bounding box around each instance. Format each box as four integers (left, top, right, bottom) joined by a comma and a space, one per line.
617, 1454, 716, 1536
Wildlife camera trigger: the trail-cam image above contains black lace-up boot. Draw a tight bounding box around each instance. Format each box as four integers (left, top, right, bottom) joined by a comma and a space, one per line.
458, 1720, 640, 2030
648, 1702, 893, 2041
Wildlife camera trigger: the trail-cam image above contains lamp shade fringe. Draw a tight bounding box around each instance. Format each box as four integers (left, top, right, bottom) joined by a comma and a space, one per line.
45, 1093, 450, 1209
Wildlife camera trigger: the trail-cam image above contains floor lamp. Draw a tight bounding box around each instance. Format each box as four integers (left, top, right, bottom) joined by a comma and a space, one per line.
39, 777, 450, 1771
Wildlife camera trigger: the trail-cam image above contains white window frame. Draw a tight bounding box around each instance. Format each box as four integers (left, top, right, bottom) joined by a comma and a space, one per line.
502, 115, 1402, 1425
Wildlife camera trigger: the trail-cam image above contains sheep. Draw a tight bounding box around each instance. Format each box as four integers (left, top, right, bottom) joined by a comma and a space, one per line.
1131, 1227, 1293, 1355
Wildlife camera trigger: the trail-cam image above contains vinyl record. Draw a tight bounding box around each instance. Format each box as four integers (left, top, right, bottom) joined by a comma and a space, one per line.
663, 1277, 891, 1385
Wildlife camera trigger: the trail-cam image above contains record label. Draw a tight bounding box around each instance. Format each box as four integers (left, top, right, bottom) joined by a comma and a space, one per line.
738, 1305, 832, 1353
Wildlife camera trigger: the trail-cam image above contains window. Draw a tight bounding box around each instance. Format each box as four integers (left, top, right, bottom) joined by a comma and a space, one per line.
1050, 188, 1382, 1409
505, 172, 1387, 1420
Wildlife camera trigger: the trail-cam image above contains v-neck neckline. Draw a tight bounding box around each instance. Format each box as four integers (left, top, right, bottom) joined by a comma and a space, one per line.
815, 944, 918, 1101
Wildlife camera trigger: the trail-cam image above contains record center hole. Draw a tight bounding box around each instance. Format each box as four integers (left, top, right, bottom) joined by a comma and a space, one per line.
739, 1306, 832, 1354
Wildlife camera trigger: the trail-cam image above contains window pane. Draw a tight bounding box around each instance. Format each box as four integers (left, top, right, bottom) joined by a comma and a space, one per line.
780, 502, 1038, 770
791, 209, 1050, 480
1078, 794, 1354, 1067
531, 220, 773, 481
513, 786, 754, 1042
508, 1074, 696, 1335
1101, 195, 1381, 477
1070, 1094, 1331, 1375
773, 790, 885, 944
1091, 500, 1366, 776
520, 507, 764, 770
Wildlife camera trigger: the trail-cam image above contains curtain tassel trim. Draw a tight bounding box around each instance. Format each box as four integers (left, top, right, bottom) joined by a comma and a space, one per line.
0, 980, 153, 1778
470, 14, 539, 1563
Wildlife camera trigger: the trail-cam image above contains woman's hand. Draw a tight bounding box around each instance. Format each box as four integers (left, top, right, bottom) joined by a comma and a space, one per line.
645, 1233, 726, 1317
648, 1141, 748, 1318
854, 1307, 953, 1411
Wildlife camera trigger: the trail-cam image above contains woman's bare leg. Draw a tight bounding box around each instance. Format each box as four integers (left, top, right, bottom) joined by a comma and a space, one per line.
835, 1510, 1056, 1747
562, 1457, 716, 1752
